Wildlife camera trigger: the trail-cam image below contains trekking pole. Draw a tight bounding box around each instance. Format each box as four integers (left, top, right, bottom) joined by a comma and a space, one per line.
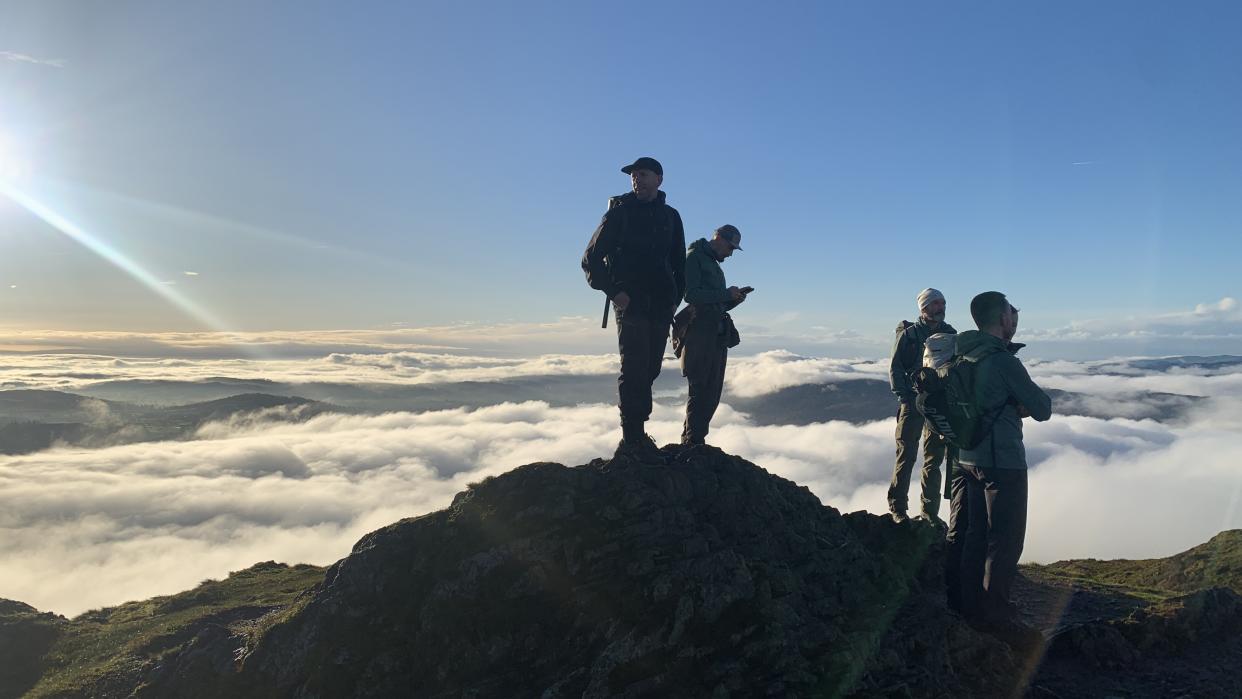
601, 297, 610, 328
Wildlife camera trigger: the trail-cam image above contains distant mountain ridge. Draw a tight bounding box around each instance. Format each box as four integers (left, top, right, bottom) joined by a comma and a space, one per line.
0, 391, 334, 455
0, 364, 1208, 455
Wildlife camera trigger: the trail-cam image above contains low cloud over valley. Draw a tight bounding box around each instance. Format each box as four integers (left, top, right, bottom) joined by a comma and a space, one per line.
1, 341, 1240, 616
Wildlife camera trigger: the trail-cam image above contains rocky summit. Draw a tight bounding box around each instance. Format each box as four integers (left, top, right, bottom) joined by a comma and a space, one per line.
4, 446, 1241, 698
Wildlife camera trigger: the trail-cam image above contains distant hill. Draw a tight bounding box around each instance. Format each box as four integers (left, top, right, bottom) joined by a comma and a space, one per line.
0, 391, 337, 455
1027, 530, 1242, 598
726, 379, 1204, 426
4, 448, 1240, 698
1112, 355, 1242, 373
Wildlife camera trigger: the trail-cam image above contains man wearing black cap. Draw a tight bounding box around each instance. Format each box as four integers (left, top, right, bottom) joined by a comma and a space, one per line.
582, 157, 687, 457
676, 225, 748, 445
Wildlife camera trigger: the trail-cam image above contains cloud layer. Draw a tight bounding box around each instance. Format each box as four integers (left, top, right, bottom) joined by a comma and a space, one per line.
3, 367, 1240, 617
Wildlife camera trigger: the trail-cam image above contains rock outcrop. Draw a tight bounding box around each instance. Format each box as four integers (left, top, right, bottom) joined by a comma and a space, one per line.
7, 445, 1241, 698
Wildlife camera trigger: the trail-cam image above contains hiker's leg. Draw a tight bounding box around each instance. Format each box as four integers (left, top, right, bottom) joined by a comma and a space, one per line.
888, 402, 924, 513
920, 427, 947, 518
682, 341, 726, 444
945, 465, 970, 613
617, 309, 654, 441
982, 468, 1028, 619
959, 464, 988, 620
681, 337, 710, 442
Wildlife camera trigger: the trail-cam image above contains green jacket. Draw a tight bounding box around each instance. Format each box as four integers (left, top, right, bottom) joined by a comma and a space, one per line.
682, 238, 729, 337
956, 330, 1052, 470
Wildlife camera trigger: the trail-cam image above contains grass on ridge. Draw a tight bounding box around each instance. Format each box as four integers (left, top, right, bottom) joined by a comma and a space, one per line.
25, 561, 323, 699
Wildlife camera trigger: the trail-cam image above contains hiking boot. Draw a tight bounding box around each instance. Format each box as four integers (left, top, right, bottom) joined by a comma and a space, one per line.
614, 435, 664, 463
920, 512, 946, 529
889, 510, 909, 524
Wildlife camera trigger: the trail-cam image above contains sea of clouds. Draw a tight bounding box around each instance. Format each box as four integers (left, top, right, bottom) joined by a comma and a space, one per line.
2, 324, 1241, 616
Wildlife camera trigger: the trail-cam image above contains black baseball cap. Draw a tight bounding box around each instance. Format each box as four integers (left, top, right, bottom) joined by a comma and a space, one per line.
715, 224, 743, 251
621, 156, 663, 176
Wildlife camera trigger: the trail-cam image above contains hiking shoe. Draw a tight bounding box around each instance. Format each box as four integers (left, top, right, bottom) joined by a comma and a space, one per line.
920, 512, 946, 529
890, 510, 909, 524
614, 436, 664, 463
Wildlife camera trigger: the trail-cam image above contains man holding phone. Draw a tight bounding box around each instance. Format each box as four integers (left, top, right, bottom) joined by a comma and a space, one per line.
676, 225, 749, 445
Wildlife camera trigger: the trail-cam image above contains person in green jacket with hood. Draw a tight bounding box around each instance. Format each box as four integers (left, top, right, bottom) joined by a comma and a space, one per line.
955, 291, 1052, 630
676, 225, 748, 445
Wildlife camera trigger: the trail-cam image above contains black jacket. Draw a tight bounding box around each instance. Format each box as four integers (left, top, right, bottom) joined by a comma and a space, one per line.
582, 191, 686, 314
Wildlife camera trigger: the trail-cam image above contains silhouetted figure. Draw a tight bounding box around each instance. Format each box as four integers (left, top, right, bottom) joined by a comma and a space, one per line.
956, 291, 1051, 630
582, 157, 686, 458
887, 288, 957, 524
675, 225, 748, 445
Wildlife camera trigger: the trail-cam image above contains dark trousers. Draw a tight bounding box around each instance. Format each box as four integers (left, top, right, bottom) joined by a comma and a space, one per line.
680, 334, 727, 443
959, 464, 1028, 622
616, 307, 671, 441
944, 461, 968, 613
887, 402, 947, 516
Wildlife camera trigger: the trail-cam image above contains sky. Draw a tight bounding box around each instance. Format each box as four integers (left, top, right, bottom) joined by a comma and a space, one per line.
1, 1, 1240, 355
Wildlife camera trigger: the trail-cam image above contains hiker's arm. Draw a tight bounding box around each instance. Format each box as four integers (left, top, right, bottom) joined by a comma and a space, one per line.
1003, 357, 1052, 421
684, 256, 732, 305
670, 210, 687, 302
582, 211, 621, 299
889, 332, 913, 400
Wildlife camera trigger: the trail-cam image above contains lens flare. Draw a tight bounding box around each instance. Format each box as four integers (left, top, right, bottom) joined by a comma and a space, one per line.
0, 183, 232, 332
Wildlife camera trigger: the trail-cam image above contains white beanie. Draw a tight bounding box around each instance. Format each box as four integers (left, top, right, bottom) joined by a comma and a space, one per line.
923, 333, 957, 369
917, 287, 945, 311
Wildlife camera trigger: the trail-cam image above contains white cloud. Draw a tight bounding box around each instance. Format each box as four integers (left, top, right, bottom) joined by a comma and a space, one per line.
1025, 296, 1242, 346
724, 350, 887, 398
0, 350, 625, 392
3, 373, 1240, 617
0, 51, 66, 68
2, 351, 1241, 618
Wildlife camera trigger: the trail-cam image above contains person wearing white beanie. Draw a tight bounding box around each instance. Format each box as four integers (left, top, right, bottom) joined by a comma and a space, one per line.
887, 288, 957, 524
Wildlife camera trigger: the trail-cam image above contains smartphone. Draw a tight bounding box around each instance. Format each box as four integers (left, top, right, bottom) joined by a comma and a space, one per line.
740, 286, 755, 294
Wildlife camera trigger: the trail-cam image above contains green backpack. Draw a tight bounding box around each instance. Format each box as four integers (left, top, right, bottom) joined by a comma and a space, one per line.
913, 348, 1004, 450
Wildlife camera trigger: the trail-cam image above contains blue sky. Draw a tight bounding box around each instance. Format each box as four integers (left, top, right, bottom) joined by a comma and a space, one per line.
1, 1, 1239, 355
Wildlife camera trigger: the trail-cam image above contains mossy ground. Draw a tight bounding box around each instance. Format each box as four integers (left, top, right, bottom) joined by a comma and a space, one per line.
23, 562, 323, 699
1022, 529, 1242, 602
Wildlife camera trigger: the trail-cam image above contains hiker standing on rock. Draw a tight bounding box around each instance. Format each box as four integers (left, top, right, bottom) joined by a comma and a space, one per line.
672, 225, 749, 446
887, 288, 957, 524
956, 291, 1051, 629
582, 157, 687, 458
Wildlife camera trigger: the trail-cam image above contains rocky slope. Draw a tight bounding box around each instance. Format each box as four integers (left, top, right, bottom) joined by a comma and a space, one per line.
4, 447, 1240, 698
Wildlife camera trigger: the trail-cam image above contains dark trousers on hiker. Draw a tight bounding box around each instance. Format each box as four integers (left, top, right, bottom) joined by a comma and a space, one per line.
959, 463, 1028, 622
616, 306, 671, 442
887, 402, 947, 516
944, 456, 968, 613
681, 332, 727, 444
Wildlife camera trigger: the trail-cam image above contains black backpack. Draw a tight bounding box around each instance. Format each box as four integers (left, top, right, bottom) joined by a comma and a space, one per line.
913, 348, 1004, 450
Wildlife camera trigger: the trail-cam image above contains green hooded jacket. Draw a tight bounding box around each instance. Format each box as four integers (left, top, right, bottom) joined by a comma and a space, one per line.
681, 238, 730, 336
955, 330, 1052, 470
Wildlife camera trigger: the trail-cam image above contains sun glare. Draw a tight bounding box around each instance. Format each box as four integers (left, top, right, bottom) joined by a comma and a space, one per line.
0, 130, 33, 181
